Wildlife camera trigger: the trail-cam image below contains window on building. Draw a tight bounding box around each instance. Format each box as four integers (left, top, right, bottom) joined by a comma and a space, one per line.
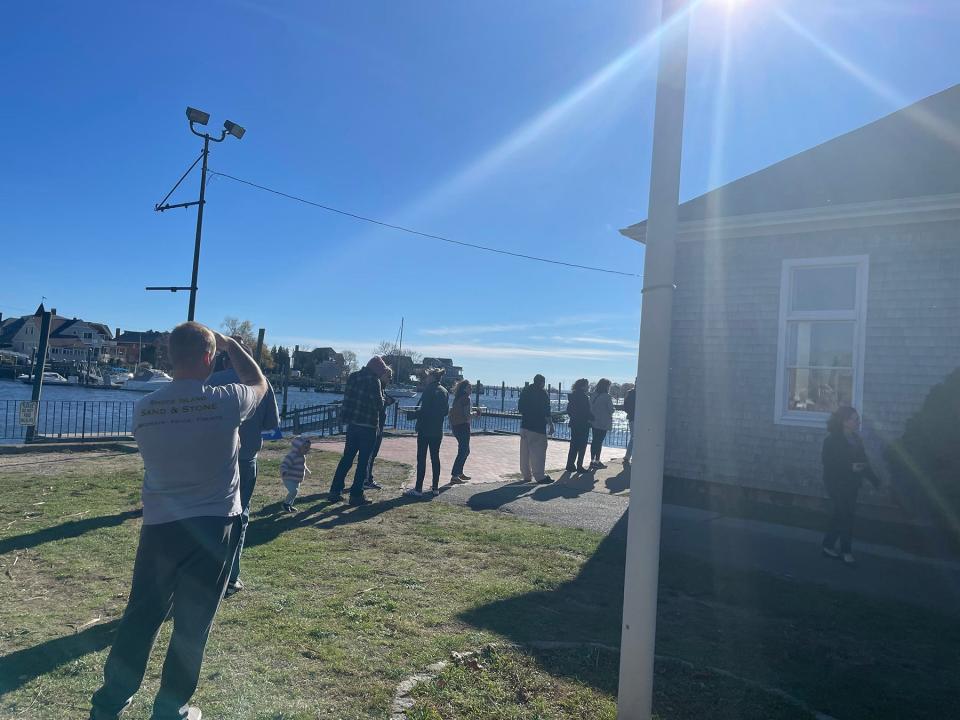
775, 256, 869, 426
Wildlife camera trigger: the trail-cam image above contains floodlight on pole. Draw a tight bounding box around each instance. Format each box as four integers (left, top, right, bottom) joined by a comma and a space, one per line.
224, 120, 245, 139
149, 107, 246, 320
186, 106, 210, 126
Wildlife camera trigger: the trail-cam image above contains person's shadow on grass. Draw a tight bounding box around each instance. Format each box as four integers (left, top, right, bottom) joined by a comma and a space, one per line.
0, 618, 119, 695
0, 508, 143, 556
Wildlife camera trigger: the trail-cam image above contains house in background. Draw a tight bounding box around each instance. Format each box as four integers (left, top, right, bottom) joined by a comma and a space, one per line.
294, 347, 347, 382
0, 304, 116, 362
114, 330, 170, 367
421, 357, 464, 385
621, 85, 960, 509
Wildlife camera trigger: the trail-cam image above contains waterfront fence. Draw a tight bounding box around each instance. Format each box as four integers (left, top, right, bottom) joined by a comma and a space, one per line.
0, 399, 630, 449
0, 400, 136, 442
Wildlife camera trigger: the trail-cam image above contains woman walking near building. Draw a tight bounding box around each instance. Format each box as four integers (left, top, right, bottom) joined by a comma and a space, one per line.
821, 406, 878, 565
565, 378, 592, 472
448, 379, 474, 484
404, 368, 449, 498
589, 378, 615, 470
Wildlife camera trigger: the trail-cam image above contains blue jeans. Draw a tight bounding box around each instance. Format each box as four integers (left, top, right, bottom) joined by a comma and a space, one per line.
624, 420, 635, 462
229, 458, 257, 584
330, 424, 377, 497
451, 424, 470, 477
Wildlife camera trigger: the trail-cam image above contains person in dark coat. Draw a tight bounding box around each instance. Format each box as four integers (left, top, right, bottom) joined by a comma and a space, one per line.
821, 406, 879, 565
518, 374, 553, 483
565, 378, 593, 472
404, 368, 449, 498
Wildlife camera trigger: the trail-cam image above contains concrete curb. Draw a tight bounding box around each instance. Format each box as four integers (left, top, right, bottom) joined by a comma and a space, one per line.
388, 641, 837, 720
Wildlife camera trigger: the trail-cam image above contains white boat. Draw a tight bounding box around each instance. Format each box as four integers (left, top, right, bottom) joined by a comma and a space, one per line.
122, 368, 173, 392
18, 371, 70, 385
386, 387, 417, 399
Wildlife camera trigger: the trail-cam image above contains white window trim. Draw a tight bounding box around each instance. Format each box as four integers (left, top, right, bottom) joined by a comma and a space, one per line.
774, 255, 869, 427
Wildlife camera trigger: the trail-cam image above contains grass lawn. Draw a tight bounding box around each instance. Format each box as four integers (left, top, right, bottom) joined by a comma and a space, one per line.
0, 442, 958, 719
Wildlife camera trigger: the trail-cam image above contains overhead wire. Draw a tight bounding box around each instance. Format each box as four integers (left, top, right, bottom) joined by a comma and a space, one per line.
205, 169, 640, 278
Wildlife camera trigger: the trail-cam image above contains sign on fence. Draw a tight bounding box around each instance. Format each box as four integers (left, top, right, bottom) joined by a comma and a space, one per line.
19, 401, 39, 427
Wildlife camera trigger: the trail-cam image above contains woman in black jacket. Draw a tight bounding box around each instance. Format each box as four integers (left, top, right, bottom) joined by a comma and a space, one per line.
821, 406, 878, 565
405, 368, 449, 498
565, 378, 593, 473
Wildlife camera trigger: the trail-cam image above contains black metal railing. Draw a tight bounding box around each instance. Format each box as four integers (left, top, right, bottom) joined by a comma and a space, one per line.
0, 398, 630, 449
0, 400, 136, 442
386, 404, 630, 448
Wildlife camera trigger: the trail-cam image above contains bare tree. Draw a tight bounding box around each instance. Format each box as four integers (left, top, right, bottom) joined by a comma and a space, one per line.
341, 349, 359, 373
221, 317, 273, 369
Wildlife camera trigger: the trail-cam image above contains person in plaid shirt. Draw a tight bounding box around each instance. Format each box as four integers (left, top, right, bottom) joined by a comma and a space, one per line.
327, 356, 391, 505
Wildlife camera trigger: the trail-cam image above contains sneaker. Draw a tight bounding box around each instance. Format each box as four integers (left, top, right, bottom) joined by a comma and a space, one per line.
459, 474, 472, 481
576, 466, 589, 473
430, 487, 440, 496
327, 493, 343, 503
595, 461, 608, 469
349, 495, 373, 507
224, 579, 244, 598
403, 488, 424, 498
363, 479, 383, 490
536, 475, 554, 484
842, 552, 857, 565
282, 502, 295, 513
821, 546, 840, 559
150, 707, 201, 720
565, 466, 577, 472
449, 476, 467, 485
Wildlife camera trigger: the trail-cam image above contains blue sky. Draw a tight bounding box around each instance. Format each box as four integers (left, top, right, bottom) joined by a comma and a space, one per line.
1, 0, 957, 385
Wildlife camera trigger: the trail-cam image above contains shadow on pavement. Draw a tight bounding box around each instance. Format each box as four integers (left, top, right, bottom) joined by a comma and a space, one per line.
466, 481, 536, 511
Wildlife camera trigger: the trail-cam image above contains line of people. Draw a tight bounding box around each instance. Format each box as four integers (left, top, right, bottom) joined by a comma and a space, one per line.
88, 332, 636, 720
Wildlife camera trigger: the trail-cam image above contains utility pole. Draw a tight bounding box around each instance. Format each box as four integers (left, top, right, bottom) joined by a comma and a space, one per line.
254, 327, 266, 370
617, 0, 690, 717
149, 107, 245, 320
25, 311, 52, 443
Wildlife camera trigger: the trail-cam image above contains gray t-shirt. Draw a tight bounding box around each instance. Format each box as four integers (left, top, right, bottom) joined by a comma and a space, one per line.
207, 367, 280, 460
133, 379, 258, 525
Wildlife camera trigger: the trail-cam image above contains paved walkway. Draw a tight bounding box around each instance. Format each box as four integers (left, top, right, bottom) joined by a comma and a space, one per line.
312, 432, 624, 487
311, 432, 960, 613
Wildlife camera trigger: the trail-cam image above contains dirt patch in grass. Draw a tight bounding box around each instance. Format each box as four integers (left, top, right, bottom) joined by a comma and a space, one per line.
407, 645, 814, 720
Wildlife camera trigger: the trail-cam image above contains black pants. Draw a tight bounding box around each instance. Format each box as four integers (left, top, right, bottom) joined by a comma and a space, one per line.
330, 424, 377, 498
590, 428, 608, 462
90, 516, 240, 720
416, 433, 443, 491
451, 423, 471, 477
567, 425, 589, 469
366, 427, 384, 481
823, 480, 860, 553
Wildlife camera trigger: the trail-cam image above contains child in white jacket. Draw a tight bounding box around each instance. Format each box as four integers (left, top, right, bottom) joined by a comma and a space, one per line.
280, 436, 311, 511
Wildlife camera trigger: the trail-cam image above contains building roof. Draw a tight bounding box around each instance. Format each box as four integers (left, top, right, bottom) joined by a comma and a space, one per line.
0, 318, 25, 346
116, 330, 166, 344
623, 84, 960, 236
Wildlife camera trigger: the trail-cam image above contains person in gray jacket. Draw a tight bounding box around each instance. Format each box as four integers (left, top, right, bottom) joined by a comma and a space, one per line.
589, 378, 615, 470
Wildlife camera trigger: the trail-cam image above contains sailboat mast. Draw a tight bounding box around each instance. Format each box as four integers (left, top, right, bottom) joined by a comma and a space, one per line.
396, 317, 404, 383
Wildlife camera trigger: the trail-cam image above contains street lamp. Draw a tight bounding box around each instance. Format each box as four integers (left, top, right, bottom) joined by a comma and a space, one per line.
618, 0, 691, 717
149, 106, 246, 321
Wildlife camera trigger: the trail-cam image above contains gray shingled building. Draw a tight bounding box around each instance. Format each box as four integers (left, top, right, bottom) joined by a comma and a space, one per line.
621, 85, 960, 510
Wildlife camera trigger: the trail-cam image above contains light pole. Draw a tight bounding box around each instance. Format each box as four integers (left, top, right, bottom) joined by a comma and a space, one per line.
617, 0, 690, 717
149, 107, 245, 321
